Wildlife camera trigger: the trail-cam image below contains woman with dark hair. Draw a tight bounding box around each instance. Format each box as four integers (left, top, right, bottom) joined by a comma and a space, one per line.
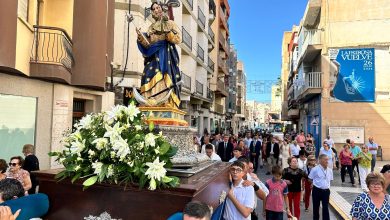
0, 159, 8, 180
136, 2, 182, 108
6, 156, 32, 193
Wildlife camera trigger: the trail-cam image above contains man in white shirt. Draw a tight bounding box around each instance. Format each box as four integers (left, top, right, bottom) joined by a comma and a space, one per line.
205, 144, 221, 161
201, 136, 215, 154
366, 136, 379, 172
224, 161, 255, 220
308, 154, 333, 220
244, 132, 253, 149
324, 135, 334, 148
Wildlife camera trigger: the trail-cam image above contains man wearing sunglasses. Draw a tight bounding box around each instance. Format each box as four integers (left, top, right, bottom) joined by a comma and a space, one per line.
224, 161, 255, 220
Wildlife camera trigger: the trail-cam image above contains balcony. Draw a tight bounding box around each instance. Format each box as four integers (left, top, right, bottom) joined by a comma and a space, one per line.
197, 7, 206, 29
215, 103, 224, 115
215, 79, 228, 97
219, 6, 229, 33
208, 26, 215, 44
196, 80, 203, 96
207, 87, 213, 100
209, 0, 216, 20
218, 56, 228, 75
298, 29, 322, 63
30, 25, 73, 84
302, 0, 321, 28
197, 44, 204, 61
182, 71, 191, 91
208, 57, 215, 72
296, 72, 322, 101
185, 0, 193, 10
182, 26, 192, 50
218, 30, 228, 53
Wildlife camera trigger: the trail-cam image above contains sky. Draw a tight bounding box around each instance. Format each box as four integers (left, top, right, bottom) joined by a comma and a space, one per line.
229, 0, 308, 103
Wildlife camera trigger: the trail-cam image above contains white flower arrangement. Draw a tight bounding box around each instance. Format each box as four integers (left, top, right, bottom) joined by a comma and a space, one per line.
49, 102, 179, 190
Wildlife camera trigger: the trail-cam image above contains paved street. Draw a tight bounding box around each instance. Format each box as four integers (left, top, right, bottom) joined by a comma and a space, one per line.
254, 165, 341, 220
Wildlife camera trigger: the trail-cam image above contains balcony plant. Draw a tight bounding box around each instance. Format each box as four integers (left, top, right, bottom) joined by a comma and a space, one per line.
49, 102, 179, 191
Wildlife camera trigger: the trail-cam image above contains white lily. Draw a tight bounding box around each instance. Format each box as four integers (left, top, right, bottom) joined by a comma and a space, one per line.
125, 103, 140, 121
145, 157, 166, 181
77, 114, 93, 130
92, 161, 104, 175
145, 133, 156, 147
92, 138, 108, 150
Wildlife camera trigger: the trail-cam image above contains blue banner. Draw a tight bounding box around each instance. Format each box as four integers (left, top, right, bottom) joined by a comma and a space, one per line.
329, 48, 375, 102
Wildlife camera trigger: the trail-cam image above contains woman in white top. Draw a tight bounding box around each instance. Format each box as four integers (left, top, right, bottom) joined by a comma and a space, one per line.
280, 139, 291, 169
319, 142, 335, 169
290, 140, 300, 158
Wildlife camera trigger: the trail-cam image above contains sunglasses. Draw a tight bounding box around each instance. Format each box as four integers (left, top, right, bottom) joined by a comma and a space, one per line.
9, 163, 18, 166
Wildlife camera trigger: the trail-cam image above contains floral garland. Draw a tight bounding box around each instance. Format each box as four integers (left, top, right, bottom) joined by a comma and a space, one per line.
49, 102, 179, 190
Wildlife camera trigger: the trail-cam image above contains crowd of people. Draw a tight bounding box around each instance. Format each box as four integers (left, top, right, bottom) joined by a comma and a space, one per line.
0, 144, 49, 220
192, 129, 390, 220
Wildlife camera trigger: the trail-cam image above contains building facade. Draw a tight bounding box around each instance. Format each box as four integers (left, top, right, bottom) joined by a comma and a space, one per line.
0, 0, 115, 168
235, 61, 246, 132
284, 0, 390, 158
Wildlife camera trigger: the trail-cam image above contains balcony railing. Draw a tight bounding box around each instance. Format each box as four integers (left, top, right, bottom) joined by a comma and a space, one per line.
298, 29, 321, 61
197, 44, 204, 61
218, 56, 227, 74
217, 79, 226, 91
207, 87, 213, 99
182, 71, 191, 90
296, 72, 322, 97
215, 103, 224, 114
31, 25, 74, 71
185, 0, 193, 10
198, 7, 206, 29
219, 31, 227, 51
208, 57, 215, 71
196, 80, 203, 95
208, 26, 215, 41
182, 26, 192, 50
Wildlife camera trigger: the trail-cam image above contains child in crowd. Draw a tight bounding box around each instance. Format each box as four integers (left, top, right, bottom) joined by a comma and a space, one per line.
263, 165, 291, 220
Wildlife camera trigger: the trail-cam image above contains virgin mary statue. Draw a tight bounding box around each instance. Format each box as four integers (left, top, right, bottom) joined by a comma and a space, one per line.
136, 2, 182, 108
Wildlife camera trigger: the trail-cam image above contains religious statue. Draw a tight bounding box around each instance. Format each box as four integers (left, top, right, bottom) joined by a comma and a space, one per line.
134, 2, 182, 108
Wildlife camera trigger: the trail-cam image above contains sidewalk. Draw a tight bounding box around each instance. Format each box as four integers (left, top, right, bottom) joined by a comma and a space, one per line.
328, 160, 390, 220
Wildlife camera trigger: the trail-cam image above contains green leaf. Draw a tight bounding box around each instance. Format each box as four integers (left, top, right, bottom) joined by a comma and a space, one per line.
82, 175, 98, 187
99, 164, 108, 181
166, 146, 178, 157
149, 121, 154, 132
159, 142, 170, 155
71, 173, 82, 183
162, 176, 173, 183
54, 171, 66, 180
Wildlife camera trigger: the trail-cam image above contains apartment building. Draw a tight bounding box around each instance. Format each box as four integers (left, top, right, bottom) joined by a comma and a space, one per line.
284, 0, 390, 158
112, 0, 217, 135
235, 61, 246, 131
0, 0, 115, 168
226, 45, 237, 134
209, 0, 230, 134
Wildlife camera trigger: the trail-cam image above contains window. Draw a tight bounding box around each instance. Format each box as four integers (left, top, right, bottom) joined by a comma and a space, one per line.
0, 94, 37, 161
72, 99, 86, 127
18, 0, 29, 21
